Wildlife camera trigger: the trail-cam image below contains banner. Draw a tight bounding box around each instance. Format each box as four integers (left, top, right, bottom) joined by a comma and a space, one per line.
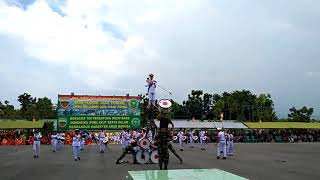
57, 95, 141, 130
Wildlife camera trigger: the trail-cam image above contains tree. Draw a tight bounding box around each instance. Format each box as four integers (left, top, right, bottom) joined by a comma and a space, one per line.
18, 93, 36, 111
0, 100, 17, 119
203, 93, 213, 119
36, 97, 55, 119
288, 106, 313, 122
185, 90, 203, 119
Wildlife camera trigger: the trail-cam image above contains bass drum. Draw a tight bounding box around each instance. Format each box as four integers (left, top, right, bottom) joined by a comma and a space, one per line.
136, 150, 150, 164
192, 136, 199, 141
150, 150, 159, 164
173, 136, 178, 141
139, 138, 150, 150
150, 140, 158, 149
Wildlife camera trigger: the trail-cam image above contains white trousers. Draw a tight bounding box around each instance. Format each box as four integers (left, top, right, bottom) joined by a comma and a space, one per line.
73, 146, 80, 159
33, 141, 40, 156
217, 141, 227, 157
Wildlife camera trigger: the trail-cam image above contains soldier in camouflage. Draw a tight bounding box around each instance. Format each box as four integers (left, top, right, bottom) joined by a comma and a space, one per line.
154, 99, 174, 170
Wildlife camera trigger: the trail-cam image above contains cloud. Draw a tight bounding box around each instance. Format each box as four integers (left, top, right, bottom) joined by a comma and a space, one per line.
0, 0, 320, 116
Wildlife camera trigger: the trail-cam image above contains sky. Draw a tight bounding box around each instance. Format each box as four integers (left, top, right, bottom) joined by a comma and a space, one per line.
0, 0, 319, 118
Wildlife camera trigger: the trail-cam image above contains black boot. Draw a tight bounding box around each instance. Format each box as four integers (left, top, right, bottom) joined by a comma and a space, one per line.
164, 165, 168, 170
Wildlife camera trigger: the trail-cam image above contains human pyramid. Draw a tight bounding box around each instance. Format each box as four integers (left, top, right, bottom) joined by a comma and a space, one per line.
30, 73, 234, 170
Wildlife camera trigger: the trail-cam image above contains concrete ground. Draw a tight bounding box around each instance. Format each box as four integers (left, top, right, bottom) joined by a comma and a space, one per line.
0, 143, 319, 180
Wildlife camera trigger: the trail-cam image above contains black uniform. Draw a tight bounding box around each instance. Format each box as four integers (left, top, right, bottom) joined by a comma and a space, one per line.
116, 141, 138, 164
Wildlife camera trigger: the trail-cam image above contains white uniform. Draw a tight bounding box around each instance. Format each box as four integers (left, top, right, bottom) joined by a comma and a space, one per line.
199, 130, 206, 150
225, 133, 230, 154
57, 133, 62, 150
217, 131, 227, 158
60, 133, 65, 149
51, 134, 58, 152
228, 134, 234, 156
147, 130, 153, 142
98, 131, 105, 153
120, 130, 126, 149
189, 130, 195, 148
33, 132, 42, 157
147, 78, 157, 106
178, 131, 184, 150
72, 134, 81, 160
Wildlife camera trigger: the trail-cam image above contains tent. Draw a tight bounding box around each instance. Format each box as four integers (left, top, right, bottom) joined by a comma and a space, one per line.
213, 121, 248, 129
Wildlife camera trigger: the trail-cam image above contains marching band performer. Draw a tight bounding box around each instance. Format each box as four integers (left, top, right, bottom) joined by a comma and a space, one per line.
60, 131, 65, 150
120, 128, 127, 150
98, 130, 106, 153
177, 129, 184, 151
217, 128, 227, 159
189, 129, 195, 148
225, 130, 230, 155
116, 138, 139, 164
228, 130, 234, 156
57, 131, 62, 150
33, 130, 42, 158
72, 129, 81, 161
146, 73, 157, 108
51, 131, 58, 152
199, 129, 206, 150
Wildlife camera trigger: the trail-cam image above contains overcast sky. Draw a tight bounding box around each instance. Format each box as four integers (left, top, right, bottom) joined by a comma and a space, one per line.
0, 0, 319, 117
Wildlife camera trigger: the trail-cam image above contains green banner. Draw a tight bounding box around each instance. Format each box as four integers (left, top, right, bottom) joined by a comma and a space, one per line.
57, 95, 142, 130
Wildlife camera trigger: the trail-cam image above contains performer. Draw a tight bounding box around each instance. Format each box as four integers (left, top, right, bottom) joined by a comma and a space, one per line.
217, 128, 227, 159
120, 128, 127, 150
60, 131, 65, 150
72, 129, 81, 161
80, 130, 88, 150
228, 130, 234, 156
51, 131, 58, 152
199, 129, 206, 150
225, 130, 230, 155
177, 129, 184, 151
154, 99, 174, 170
116, 138, 139, 164
189, 129, 195, 148
98, 130, 106, 153
57, 131, 62, 151
33, 130, 42, 158
146, 73, 157, 108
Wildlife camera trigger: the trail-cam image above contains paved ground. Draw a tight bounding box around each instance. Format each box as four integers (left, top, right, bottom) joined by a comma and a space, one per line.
0, 143, 319, 180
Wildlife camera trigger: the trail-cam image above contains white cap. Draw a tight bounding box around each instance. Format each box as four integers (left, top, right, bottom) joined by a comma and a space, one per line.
217, 128, 222, 130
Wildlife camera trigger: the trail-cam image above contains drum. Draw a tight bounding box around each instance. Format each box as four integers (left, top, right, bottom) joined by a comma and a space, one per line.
103, 138, 108, 145
150, 140, 158, 148
136, 150, 150, 164
150, 150, 159, 164
173, 136, 178, 141
139, 138, 150, 150
192, 136, 198, 141
201, 136, 207, 140
182, 136, 187, 141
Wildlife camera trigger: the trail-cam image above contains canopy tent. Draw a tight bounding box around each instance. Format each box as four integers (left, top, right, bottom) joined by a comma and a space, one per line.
213, 121, 248, 129
244, 122, 320, 129
0, 120, 45, 129
155, 120, 216, 129
154, 120, 248, 129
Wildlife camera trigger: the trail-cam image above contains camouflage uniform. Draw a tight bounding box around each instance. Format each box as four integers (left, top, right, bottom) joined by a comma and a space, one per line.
155, 110, 173, 170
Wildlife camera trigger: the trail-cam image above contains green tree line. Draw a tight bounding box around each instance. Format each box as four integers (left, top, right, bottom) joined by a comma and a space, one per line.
0, 90, 315, 122
0, 93, 56, 120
